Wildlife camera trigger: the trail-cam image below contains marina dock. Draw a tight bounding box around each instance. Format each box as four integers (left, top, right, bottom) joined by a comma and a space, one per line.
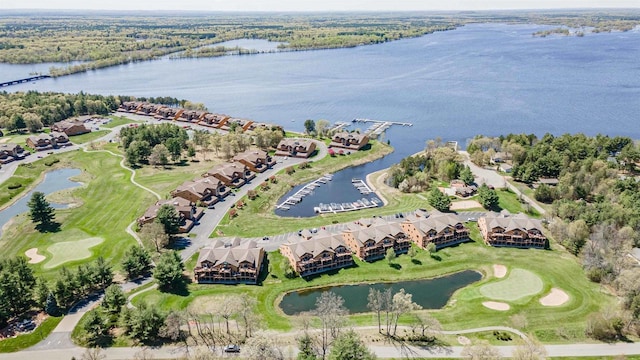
351, 178, 373, 194
313, 197, 381, 214
276, 174, 333, 210
352, 118, 413, 137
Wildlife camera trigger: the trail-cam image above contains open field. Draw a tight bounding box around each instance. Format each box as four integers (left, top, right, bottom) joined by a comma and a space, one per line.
0, 150, 154, 278
480, 268, 544, 302
70, 130, 110, 145
135, 158, 223, 198
104, 116, 139, 128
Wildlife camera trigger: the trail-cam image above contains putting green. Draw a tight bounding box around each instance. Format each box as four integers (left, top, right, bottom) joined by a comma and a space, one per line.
44, 237, 104, 269
479, 268, 543, 302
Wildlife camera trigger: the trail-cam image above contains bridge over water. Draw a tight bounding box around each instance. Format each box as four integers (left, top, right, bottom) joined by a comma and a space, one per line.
0, 75, 51, 87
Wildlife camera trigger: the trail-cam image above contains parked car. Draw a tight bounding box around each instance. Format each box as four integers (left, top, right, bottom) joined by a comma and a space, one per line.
224, 344, 240, 353
262, 236, 269, 241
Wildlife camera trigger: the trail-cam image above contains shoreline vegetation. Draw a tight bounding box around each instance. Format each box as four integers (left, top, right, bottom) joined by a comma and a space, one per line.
0, 11, 638, 77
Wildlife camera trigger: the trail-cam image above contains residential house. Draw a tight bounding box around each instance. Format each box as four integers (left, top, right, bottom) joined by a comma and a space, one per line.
280, 230, 354, 277
455, 185, 477, 197
478, 212, 547, 248
491, 152, 509, 164
499, 163, 513, 173
51, 120, 90, 136
203, 162, 256, 188
341, 217, 411, 261
171, 176, 230, 207
179, 110, 206, 123
154, 106, 180, 120
225, 118, 254, 132
201, 113, 230, 128
50, 132, 71, 147
119, 101, 144, 113
0, 143, 27, 164
401, 211, 470, 249
194, 238, 265, 284
26, 134, 54, 151
138, 197, 204, 233
232, 150, 276, 173
275, 138, 316, 158
329, 132, 369, 151
136, 103, 160, 116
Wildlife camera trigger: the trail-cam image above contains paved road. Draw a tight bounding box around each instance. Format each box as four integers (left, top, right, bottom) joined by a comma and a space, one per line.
460, 151, 546, 215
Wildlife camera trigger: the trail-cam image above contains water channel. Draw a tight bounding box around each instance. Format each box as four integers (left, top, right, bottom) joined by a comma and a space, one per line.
279, 270, 482, 315
0, 168, 82, 237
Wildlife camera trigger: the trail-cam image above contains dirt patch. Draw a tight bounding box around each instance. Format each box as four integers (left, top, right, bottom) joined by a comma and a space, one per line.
482, 301, 510, 311
493, 264, 507, 278
457, 335, 471, 345
0, 137, 11, 143
25, 248, 46, 264
540, 288, 570, 306
450, 200, 482, 210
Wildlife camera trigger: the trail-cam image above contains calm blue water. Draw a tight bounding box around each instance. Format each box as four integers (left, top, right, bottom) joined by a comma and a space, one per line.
2, 23, 638, 215
0, 168, 81, 236
279, 270, 482, 315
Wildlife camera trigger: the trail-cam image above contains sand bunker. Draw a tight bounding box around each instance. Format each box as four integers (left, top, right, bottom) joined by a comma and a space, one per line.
540, 288, 570, 306
493, 264, 507, 278
450, 200, 482, 210
25, 248, 46, 264
483, 301, 510, 311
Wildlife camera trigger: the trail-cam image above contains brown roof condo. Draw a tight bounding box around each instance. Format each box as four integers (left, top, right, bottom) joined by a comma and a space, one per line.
203, 162, 256, 188
194, 238, 265, 284
329, 131, 369, 150
280, 230, 354, 277
51, 119, 90, 136
275, 138, 317, 158
232, 149, 276, 173
342, 217, 411, 262
401, 210, 470, 250
478, 211, 547, 249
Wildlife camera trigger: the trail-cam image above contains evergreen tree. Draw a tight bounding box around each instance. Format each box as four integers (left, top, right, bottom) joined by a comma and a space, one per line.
428, 186, 451, 212
328, 330, 376, 360
45, 292, 60, 316
297, 333, 318, 360
121, 245, 153, 280
478, 184, 500, 210
459, 165, 475, 185
102, 284, 126, 315
155, 204, 181, 235
83, 310, 107, 346
304, 119, 316, 134
153, 251, 184, 291
28, 191, 55, 231
34, 278, 50, 310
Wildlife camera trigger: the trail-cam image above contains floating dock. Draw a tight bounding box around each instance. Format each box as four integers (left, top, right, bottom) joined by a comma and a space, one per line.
351, 178, 373, 195
352, 118, 412, 136
314, 197, 381, 214
276, 174, 333, 210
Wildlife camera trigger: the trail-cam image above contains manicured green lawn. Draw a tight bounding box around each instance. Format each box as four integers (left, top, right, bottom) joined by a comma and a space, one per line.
0, 316, 62, 353
479, 268, 544, 302
496, 188, 540, 217
0, 150, 155, 278
44, 235, 104, 269
135, 159, 218, 197
104, 115, 139, 128
70, 130, 110, 144
134, 231, 612, 343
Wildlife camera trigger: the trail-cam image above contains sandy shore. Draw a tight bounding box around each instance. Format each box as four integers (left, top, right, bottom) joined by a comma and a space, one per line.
483, 301, 510, 311
25, 248, 46, 264
540, 288, 570, 306
493, 264, 507, 278
365, 169, 390, 206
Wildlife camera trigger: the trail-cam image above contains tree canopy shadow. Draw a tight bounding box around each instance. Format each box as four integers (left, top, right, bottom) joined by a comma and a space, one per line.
36, 221, 61, 233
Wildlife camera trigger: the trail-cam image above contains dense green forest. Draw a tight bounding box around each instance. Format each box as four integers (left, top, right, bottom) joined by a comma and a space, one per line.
1, 10, 638, 76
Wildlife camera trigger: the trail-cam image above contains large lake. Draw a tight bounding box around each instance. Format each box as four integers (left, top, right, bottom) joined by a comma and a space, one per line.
3, 23, 638, 211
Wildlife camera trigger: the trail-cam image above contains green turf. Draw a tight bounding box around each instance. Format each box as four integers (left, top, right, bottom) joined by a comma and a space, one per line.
70, 130, 110, 144
0, 150, 154, 279
479, 268, 544, 302
104, 115, 139, 128
44, 236, 104, 269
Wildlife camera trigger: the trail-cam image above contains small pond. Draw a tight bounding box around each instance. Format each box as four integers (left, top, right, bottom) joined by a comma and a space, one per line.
0, 168, 82, 236
279, 269, 482, 315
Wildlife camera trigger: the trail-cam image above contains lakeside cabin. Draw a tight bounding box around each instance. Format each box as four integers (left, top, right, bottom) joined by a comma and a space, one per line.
138, 197, 204, 233
342, 217, 411, 262
51, 119, 91, 136
275, 138, 316, 158
329, 132, 369, 151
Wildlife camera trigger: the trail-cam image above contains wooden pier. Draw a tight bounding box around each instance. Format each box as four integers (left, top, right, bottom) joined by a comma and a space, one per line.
314, 197, 381, 214
0, 75, 51, 88
351, 178, 373, 195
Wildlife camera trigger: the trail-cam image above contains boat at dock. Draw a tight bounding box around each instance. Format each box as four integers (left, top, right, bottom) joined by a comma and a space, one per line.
313, 197, 381, 214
